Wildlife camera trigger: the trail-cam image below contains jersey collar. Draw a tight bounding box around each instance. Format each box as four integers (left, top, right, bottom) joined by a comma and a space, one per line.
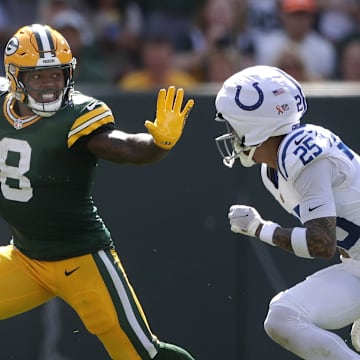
4, 94, 41, 129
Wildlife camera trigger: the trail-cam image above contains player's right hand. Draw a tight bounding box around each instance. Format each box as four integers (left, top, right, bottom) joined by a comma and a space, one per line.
144, 86, 194, 150
228, 205, 264, 237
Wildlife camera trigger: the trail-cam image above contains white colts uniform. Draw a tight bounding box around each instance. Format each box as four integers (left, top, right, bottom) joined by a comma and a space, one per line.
261, 123, 360, 359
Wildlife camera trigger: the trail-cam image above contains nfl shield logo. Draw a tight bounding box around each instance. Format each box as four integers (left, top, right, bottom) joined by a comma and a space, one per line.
14, 119, 22, 130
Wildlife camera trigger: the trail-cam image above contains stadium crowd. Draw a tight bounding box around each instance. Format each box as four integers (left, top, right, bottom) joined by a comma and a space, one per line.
1, 0, 360, 88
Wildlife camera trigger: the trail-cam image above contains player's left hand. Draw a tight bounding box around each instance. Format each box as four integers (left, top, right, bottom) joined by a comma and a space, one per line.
145, 86, 194, 150
228, 205, 264, 237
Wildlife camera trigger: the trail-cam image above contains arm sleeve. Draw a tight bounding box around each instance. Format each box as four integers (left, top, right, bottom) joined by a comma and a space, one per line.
294, 158, 337, 223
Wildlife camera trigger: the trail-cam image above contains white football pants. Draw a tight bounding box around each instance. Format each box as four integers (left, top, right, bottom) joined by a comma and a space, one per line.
264, 257, 360, 359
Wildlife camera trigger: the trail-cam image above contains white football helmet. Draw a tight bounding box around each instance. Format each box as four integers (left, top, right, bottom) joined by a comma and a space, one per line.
215, 65, 307, 167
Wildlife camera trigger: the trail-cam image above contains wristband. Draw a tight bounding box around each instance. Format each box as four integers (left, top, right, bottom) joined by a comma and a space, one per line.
259, 221, 279, 246
291, 227, 313, 258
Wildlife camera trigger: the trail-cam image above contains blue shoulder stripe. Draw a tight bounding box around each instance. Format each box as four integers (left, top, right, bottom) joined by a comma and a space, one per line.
277, 128, 305, 180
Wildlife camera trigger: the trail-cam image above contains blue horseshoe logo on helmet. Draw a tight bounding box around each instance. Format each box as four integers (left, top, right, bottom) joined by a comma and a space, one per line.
235, 82, 264, 111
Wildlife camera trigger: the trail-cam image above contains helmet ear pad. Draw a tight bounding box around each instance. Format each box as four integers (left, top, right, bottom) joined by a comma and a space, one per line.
5, 65, 27, 103
215, 65, 307, 147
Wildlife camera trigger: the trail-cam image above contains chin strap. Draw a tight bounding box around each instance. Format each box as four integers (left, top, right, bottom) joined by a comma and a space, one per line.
239, 145, 259, 167
28, 97, 61, 117
26, 90, 67, 117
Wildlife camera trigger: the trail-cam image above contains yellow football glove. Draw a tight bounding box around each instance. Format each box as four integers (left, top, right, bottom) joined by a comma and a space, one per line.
145, 86, 194, 150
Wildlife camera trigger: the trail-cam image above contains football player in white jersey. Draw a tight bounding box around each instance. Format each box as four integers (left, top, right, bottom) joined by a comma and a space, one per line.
215, 65, 360, 359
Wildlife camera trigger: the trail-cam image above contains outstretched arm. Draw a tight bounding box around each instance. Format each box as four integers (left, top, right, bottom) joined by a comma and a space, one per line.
86, 86, 194, 164
87, 129, 167, 164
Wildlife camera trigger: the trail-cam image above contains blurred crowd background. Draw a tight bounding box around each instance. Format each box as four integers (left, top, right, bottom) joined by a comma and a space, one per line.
2, 0, 360, 90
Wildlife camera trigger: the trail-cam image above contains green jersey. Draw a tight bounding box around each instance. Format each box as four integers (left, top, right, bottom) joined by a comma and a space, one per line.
0, 91, 115, 260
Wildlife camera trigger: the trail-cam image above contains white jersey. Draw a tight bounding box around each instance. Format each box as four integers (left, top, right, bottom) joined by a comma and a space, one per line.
261, 123, 360, 259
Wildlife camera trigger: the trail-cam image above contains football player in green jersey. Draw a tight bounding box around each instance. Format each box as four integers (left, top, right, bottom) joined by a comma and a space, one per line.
0, 24, 195, 360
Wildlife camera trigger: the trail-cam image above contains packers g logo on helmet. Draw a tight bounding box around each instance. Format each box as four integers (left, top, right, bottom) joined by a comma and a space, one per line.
5, 37, 19, 56
4, 23, 77, 117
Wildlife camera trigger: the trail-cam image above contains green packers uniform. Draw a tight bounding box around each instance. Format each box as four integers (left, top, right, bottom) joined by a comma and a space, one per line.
0, 91, 172, 360
0, 90, 113, 260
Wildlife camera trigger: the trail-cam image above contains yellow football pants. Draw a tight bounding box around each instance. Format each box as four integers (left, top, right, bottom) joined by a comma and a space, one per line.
0, 244, 159, 360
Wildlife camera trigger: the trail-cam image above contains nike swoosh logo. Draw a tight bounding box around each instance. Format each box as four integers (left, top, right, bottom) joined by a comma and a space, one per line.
86, 102, 97, 111
308, 204, 325, 212
65, 267, 80, 276
294, 135, 307, 145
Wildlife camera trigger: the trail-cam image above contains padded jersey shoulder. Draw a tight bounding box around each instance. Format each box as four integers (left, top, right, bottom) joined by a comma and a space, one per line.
66, 91, 115, 147
276, 124, 339, 182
